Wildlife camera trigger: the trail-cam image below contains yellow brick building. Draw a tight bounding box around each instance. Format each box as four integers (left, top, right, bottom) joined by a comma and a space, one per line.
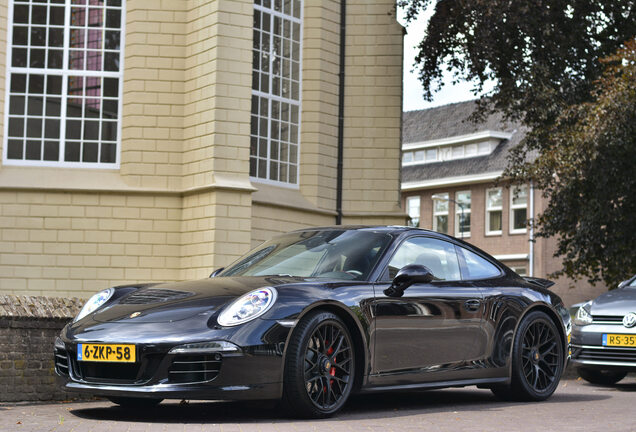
0, 0, 405, 297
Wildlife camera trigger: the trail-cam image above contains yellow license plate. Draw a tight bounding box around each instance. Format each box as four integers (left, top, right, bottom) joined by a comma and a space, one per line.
603, 334, 636, 347
77, 343, 136, 362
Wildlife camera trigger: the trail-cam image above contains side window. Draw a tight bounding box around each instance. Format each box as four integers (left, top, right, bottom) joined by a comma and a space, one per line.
387, 237, 461, 281
456, 247, 501, 280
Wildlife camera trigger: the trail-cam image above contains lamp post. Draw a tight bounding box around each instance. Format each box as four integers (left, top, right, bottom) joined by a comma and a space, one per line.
431, 194, 465, 239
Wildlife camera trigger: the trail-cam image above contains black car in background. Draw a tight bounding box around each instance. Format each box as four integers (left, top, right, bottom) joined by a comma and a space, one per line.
571, 275, 636, 385
55, 226, 570, 418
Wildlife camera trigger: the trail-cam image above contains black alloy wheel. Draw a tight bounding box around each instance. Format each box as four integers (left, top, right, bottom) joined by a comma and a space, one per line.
520, 319, 561, 392
492, 311, 564, 401
282, 311, 355, 418
578, 367, 627, 386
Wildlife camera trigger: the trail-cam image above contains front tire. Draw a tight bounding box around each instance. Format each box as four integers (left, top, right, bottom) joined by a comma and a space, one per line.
282, 311, 355, 418
492, 311, 564, 401
578, 368, 627, 386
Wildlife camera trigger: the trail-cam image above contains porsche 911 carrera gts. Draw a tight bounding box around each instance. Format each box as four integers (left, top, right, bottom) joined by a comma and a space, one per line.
55, 226, 571, 418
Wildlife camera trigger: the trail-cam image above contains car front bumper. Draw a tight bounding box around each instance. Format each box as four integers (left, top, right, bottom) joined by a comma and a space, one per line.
54, 319, 292, 401
570, 323, 636, 370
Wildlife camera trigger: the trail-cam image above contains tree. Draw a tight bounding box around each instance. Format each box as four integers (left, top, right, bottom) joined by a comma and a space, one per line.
527, 41, 636, 286
399, 0, 636, 286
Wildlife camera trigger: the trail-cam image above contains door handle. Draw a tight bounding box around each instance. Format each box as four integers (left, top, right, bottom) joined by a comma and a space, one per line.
464, 299, 481, 312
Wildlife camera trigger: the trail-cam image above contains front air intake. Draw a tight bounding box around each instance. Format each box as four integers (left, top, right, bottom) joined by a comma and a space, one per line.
168, 354, 222, 384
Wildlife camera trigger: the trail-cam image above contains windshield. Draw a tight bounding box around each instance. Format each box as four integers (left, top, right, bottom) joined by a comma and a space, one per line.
220, 230, 392, 281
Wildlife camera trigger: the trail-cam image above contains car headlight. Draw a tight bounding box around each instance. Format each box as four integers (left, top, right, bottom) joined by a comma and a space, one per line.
574, 301, 593, 326
217, 287, 277, 327
74, 288, 115, 322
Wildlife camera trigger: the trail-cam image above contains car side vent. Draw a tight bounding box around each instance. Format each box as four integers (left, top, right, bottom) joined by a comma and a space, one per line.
120, 289, 194, 305
168, 354, 222, 384
54, 347, 70, 377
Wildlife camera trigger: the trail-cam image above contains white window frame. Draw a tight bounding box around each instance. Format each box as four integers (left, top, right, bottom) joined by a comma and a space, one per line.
455, 190, 471, 238
3, 0, 125, 169
510, 185, 528, 234
406, 196, 420, 227
250, 1, 303, 186
432, 192, 449, 234
485, 187, 503, 236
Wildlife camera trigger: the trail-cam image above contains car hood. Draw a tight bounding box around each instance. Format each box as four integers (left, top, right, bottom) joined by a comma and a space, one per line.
591, 288, 636, 316
91, 275, 306, 324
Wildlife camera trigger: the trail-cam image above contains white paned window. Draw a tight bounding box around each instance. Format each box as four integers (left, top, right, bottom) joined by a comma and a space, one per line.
402, 141, 498, 166
432, 192, 449, 234
425, 148, 437, 162
4, 0, 124, 168
250, 0, 302, 185
486, 187, 503, 235
406, 196, 420, 227
510, 185, 528, 233
478, 141, 491, 154
455, 190, 471, 238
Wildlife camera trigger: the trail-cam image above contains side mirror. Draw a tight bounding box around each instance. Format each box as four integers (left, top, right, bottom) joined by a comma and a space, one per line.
384, 264, 434, 297
209, 267, 225, 278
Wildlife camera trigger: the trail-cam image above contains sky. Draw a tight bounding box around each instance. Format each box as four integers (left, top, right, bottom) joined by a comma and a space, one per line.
398, 6, 494, 112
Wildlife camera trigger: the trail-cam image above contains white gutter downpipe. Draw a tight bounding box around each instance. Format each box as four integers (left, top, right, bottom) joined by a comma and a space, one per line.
529, 181, 535, 277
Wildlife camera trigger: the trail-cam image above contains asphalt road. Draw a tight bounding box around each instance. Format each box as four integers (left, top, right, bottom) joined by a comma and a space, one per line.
2, 376, 635, 432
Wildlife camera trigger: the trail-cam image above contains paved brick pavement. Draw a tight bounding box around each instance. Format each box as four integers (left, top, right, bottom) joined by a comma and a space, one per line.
1, 376, 634, 432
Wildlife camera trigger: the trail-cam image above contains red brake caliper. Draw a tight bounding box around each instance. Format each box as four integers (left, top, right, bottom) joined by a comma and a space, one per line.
323, 342, 335, 393
327, 346, 335, 382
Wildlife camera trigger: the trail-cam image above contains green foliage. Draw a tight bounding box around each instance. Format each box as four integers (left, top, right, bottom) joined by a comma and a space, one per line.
526, 41, 636, 286
400, 0, 636, 286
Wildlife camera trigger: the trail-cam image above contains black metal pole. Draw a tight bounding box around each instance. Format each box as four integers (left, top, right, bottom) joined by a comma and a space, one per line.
335, 0, 346, 225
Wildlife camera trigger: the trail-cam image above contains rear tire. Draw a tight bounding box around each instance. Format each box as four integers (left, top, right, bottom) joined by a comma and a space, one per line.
491, 311, 564, 401
281, 311, 355, 418
108, 396, 162, 409
578, 368, 627, 386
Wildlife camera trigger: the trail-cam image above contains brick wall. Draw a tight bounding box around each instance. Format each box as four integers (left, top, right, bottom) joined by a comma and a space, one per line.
0, 191, 182, 297
120, 0, 187, 190
0, 295, 83, 402
341, 0, 404, 221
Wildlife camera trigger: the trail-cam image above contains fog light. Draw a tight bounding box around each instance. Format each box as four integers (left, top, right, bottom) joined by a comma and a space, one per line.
168, 341, 240, 354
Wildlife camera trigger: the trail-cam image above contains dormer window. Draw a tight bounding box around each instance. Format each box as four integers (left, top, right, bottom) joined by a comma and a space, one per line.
401, 130, 512, 166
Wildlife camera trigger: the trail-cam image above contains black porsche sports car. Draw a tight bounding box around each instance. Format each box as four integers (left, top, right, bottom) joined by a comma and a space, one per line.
55, 226, 571, 418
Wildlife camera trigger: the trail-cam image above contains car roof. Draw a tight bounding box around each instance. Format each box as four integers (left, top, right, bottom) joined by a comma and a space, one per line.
287, 225, 451, 239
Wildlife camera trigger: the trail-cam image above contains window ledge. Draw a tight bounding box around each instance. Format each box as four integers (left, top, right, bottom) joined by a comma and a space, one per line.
252, 182, 337, 216
0, 166, 256, 195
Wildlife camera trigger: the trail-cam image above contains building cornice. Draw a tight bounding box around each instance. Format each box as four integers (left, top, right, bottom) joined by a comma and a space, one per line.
402, 130, 514, 151
401, 171, 503, 191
